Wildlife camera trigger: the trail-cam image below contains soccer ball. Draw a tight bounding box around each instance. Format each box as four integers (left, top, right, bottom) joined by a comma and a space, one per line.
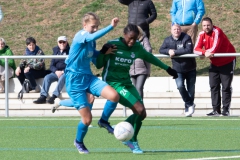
114, 121, 134, 141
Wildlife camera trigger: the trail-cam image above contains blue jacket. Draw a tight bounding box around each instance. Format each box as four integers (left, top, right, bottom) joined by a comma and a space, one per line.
50, 44, 70, 73
170, 0, 205, 25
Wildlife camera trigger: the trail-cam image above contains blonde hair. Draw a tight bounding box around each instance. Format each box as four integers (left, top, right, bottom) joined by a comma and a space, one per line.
82, 12, 100, 26
137, 26, 144, 41
0, 37, 5, 44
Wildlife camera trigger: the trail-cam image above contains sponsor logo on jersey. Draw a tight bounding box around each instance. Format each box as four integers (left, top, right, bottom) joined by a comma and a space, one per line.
115, 57, 132, 63
131, 52, 135, 58
115, 62, 130, 66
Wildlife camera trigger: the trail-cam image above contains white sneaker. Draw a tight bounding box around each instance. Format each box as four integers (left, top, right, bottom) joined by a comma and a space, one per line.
185, 104, 195, 117
51, 103, 60, 113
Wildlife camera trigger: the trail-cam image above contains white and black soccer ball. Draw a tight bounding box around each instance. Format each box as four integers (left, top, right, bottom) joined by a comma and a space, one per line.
114, 121, 134, 141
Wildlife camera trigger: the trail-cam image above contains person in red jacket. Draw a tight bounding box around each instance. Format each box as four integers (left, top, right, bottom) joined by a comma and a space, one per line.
194, 17, 236, 116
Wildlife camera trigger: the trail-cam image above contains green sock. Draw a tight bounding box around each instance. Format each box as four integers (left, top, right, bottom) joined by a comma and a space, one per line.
125, 114, 135, 126
125, 114, 143, 142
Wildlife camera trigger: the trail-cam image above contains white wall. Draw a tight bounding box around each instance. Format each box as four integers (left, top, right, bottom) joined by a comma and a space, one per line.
8, 76, 240, 93
144, 76, 240, 93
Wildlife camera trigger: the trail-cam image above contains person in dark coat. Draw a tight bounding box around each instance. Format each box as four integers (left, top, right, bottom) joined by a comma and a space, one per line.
33, 36, 70, 104
160, 24, 196, 117
118, 0, 157, 39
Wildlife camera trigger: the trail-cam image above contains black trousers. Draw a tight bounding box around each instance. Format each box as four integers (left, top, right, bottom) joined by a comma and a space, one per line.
209, 59, 236, 112
17, 68, 51, 89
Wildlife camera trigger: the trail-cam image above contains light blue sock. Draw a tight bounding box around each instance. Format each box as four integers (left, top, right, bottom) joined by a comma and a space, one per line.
59, 99, 74, 107
76, 121, 88, 143
101, 100, 118, 122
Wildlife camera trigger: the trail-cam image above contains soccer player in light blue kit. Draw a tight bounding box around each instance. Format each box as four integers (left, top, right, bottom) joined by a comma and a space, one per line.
64, 12, 119, 154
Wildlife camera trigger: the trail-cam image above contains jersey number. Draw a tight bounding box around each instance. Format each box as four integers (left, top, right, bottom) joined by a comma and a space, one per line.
120, 88, 128, 96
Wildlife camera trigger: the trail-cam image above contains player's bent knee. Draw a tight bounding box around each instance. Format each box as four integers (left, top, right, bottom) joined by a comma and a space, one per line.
105, 92, 119, 102
111, 92, 120, 102
135, 107, 146, 117
107, 87, 119, 101
82, 119, 92, 126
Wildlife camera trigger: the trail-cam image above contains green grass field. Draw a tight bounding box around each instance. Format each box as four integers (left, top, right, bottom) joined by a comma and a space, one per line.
1, 117, 240, 160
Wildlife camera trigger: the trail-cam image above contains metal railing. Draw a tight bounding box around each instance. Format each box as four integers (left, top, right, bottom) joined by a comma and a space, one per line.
2, 55, 67, 117
1, 53, 240, 117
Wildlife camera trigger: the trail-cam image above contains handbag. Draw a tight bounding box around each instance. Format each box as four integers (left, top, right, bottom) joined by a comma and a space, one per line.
18, 79, 32, 100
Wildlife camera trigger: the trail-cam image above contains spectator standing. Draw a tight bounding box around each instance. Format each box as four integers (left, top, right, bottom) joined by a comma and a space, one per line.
15, 37, 48, 93
33, 36, 70, 104
118, 0, 157, 39
170, 0, 205, 45
0, 38, 16, 93
129, 26, 152, 100
160, 24, 196, 117
194, 17, 236, 116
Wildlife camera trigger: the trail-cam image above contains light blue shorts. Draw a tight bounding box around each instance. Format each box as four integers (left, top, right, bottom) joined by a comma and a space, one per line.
65, 71, 108, 110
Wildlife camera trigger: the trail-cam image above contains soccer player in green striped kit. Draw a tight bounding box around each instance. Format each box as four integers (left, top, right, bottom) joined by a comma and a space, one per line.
96, 24, 178, 153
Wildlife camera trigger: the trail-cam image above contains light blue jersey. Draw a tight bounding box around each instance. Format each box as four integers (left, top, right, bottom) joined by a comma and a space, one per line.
170, 0, 205, 25
65, 25, 113, 110
65, 25, 113, 74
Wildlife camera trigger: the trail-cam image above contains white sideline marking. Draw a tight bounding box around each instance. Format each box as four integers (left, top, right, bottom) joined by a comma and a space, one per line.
177, 155, 240, 160
0, 118, 240, 121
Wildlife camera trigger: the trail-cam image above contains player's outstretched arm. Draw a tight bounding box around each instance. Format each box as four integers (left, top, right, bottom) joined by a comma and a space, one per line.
85, 18, 119, 42
139, 47, 178, 79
